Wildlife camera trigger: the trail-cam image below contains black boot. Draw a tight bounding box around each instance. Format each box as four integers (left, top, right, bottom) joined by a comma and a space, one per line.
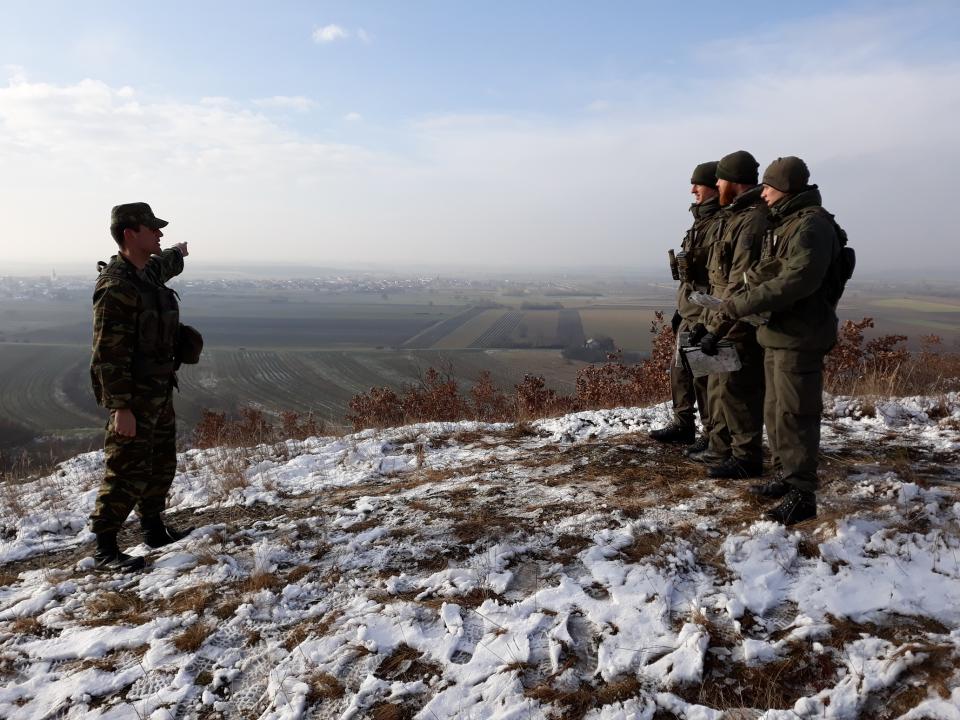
708, 456, 764, 479
142, 516, 194, 549
683, 436, 708, 456
94, 532, 146, 572
749, 474, 791, 498
765, 489, 817, 526
649, 423, 695, 445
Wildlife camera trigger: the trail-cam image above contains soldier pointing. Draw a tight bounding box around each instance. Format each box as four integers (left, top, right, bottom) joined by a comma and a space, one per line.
89, 202, 195, 570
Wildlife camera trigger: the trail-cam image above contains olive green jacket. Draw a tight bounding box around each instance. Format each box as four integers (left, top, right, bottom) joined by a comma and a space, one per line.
90, 248, 184, 409
676, 196, 722, 324
705, 186, 770, 340
727, 186, 841, 352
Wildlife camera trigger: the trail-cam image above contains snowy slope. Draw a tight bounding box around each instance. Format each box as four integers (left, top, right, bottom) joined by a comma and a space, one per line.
1, 395, 959, 720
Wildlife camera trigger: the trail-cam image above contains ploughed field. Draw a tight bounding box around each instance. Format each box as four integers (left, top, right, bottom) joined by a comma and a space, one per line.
2, 284, 959, 449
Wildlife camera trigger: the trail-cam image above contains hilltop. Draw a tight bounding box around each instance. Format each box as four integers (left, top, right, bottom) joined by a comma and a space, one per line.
1, 396, 959, 719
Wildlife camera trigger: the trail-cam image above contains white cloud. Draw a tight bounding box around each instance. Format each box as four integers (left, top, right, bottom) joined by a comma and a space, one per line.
343, 111, 362, 122
1, 6, 957, 274
357, 28, 373, 44
312, 24, 348, 44
254, 95, 316, 111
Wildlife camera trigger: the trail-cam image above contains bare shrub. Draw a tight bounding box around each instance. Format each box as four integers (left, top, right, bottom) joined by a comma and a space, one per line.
826, 319, 960, 396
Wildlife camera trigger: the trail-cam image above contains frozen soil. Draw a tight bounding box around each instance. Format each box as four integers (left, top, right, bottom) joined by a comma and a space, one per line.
1, 395, 960, 719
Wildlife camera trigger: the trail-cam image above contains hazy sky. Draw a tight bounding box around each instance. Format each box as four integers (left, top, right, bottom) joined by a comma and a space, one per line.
1, 1, 958, 273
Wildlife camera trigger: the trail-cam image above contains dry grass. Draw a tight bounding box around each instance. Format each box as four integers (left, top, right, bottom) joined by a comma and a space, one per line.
10, 615, 42, 636
525, 676, 643, 720
305, 671, 345, 702
243, 570, 281, 593
0, 571, 18, 588
374, 643, 443, 682
172, 622, 213, 653
169, 584, 216, 616
680, 640, 839, 711
213, 598, 242, 620
369, 703, 412, 720
286, 564, 312, 583
84, 591, 149, 626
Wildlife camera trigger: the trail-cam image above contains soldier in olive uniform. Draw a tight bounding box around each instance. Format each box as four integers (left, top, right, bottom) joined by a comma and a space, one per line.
650, 161, 722, 452
690, 151, 768, 479
89, 203, 194, 571
722, 158, 842, 524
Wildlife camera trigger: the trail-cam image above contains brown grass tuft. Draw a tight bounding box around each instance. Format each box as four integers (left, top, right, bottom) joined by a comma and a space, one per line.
169, 584, 216, 616
375, 643, 442, 682
10, 615, 42, 636
84, 591, 149, 626
286, 565, 312, 583
525, 676, 643, 720
243, 570, 281, 593
213, 598, 242, 620
306, 671, 345, 702
173, 622, 213, 653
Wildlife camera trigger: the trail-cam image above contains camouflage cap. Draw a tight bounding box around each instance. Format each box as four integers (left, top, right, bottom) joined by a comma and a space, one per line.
762, 156, 810, 193
690, 161, 719, 188
716, 150, 759, 185
110, 202, 168, 231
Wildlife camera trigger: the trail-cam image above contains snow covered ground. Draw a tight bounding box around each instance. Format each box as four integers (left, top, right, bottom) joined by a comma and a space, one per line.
1, 394, 959, 719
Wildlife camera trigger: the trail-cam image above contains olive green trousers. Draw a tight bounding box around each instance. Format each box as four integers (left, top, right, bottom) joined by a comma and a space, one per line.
764, 348, 824, 494
706, 336, 765, 463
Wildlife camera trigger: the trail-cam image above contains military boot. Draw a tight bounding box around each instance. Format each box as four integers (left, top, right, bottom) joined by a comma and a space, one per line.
94, 532, 146, 572
765, 489, 817, 526
749, 472, 790, 498
142, 516, 194, 549
708, 457, 763, 479
649, 423, 695, 445
683, 436, 708, 456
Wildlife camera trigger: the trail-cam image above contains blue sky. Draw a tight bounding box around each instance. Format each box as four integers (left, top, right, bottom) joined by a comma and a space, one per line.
1, 1, 959, 271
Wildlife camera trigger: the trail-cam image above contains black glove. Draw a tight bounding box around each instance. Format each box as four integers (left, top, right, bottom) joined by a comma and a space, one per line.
670, 310, 682, 334
700, 333, 720, 356
688, 323, 708, 345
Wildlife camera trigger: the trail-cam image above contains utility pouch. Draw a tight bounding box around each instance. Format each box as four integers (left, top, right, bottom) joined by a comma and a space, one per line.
668, 249, 680, 281
676, 251, 690, 283
175, 324, 204, 369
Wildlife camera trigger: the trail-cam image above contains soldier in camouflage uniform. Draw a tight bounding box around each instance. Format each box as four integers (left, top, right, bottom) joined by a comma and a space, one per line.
722, 157, 842, 524
690, 151, 769, 479
650, 161, 722, 452
89, 202, 193, 571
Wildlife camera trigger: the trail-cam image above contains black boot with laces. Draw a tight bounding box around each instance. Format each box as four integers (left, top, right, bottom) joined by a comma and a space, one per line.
649, 423, 696, 445
765, 489, 817, 526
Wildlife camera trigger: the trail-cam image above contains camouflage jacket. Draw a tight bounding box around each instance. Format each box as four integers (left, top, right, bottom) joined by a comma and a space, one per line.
729, 186, 841, 352
676, 196, 722, 324
705, 185, 770, 340
90, 248, 184, 409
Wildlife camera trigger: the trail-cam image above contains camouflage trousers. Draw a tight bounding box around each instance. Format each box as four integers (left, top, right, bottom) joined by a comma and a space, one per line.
670, 319, 709, 431
89, 390, 177, 535
764, 348, 824, 494
706, 335, 765, 463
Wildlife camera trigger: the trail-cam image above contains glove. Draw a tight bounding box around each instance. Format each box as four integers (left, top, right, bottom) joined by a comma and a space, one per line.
700, 333, 720, 356
688, 323, 708, 345
671, 310, 682, 334
719, 299, 738, 321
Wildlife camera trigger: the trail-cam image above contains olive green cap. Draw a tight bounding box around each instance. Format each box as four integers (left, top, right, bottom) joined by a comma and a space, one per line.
110, 202, 168, 231
690, 161, 719, 189
716, 150, 759, 185
762, 156, 810, 193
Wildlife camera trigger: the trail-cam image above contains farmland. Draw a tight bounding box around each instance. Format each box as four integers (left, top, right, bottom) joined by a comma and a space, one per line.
2, 272, 960, 457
